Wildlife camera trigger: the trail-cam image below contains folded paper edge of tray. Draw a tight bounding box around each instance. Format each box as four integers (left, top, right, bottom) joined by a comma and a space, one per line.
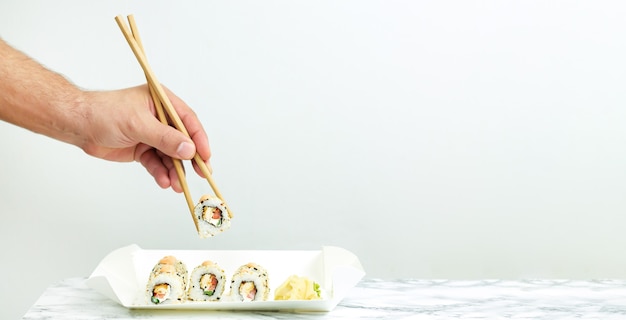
86, 243, 142, 306
322, 245, 366, 307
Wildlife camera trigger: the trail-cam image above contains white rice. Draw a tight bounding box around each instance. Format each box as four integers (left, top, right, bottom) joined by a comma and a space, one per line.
194, 196, 231, 238
187, 262, 227, 301
145, 272, 187, 304
229, 263, 270, 302
145, 258, 188, 305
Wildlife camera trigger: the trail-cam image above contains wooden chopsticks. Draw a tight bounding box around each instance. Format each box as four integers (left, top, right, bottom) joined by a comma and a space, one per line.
114, 14, 233, 232
121, 15, 198, 232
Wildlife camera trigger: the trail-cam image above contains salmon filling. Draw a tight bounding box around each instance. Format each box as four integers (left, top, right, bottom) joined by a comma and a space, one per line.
239, 281, 257, 301
151, 283, 171, 304
202, 206, 223, 227
200, 273, 218, 296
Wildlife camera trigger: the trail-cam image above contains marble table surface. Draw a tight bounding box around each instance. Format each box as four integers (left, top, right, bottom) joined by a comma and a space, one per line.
22, 278, 626, 319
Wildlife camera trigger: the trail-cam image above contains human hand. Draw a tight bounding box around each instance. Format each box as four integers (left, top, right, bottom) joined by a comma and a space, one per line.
78, 85, 211, 192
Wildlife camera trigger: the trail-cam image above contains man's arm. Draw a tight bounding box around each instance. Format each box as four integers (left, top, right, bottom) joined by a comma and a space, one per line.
0, 38, 212, 192
0, 38, 86, 147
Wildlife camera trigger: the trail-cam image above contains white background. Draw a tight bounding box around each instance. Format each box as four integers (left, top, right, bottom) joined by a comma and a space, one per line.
2, 0, 626, 318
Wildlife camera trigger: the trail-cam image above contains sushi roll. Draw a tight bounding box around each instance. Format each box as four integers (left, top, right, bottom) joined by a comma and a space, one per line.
145, 256, 188, 305
229, 262, 270, 302
187, 260, 227, 301
195, 195, 231, 238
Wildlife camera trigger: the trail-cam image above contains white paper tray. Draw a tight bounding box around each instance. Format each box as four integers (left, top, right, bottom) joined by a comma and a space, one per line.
86, 244, 365, 312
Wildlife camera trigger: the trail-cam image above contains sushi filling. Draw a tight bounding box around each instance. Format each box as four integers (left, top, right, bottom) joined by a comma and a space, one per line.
239, 281, 257, 301
151, 283, 171, 304
200, 273, 218, 296
202, 206, 223, 227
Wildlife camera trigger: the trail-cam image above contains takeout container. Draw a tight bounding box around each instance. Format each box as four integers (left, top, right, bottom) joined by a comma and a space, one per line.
86, 244, 365, 312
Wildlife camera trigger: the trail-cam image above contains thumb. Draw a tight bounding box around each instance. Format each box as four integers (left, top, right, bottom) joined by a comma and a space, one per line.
136, 118, 196, 160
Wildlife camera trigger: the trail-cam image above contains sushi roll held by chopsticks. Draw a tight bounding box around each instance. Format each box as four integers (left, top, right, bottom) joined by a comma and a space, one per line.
195, 195, 231, 238
114, 15, 234, 238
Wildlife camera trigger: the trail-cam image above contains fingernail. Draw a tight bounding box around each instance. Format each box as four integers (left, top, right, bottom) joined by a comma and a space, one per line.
176, 141, 195, 159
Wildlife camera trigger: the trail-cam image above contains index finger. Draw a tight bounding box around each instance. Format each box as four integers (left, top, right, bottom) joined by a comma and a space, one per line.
163, 86, 212, 165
